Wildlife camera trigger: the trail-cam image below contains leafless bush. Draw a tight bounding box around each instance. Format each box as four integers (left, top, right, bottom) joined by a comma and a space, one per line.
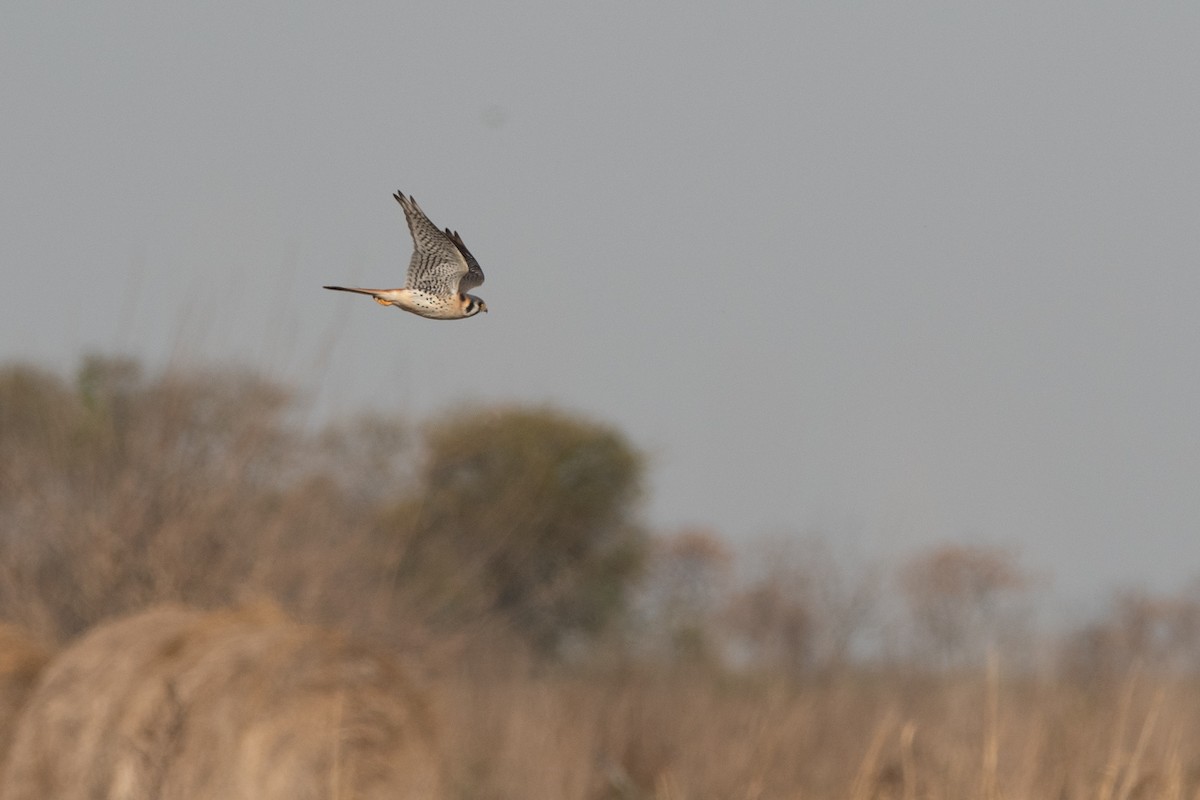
0, 604, 441, 800
724, 534, 880, 676
635, 527, 733, 662
899, 543, 1032, 668
1061, 581, 1200, 681
0, 356, 339, 639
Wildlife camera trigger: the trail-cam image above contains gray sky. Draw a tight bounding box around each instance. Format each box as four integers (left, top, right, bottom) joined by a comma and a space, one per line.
4, 3, 1199, 611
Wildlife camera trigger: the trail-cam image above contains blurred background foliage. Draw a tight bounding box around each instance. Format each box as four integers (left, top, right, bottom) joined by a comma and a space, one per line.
0, 355, 648, 655
4, 354, 1200, 682
384, 407, 647, 652
12, 355, 1200, 799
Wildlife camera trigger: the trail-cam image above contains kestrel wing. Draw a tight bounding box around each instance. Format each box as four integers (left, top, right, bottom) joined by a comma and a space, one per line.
393, 192, 468, 296
445, 228, 485, 292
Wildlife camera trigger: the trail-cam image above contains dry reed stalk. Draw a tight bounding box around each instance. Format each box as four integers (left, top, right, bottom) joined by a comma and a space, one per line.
654, 769, 684, 800
1115, 688, 1164, 800
981, 650, 1001, 800
1162, 724, 1184, 800
900, 721, 917, 800
1098, 666, 1143, 800
849, 708, 897, 800
0, 604, 442, 800
1010, 699, 1046, 800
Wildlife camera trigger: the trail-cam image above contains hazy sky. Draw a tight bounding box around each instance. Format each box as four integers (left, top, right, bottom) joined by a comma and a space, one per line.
4, 4, 1199, 612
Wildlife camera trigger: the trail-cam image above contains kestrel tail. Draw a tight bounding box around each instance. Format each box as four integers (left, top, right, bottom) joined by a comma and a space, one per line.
324, 190, 487, 320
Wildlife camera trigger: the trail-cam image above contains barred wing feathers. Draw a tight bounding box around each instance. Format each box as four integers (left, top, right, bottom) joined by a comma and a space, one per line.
393, 192, 473, 296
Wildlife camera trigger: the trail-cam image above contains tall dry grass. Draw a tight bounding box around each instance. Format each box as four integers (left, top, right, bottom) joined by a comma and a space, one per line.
1, 605, 441, 800
6, 611, 1200, 799
428, 658, 1200, 800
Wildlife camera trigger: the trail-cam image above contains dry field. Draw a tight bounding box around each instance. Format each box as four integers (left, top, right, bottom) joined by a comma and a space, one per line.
3, 617, 1200, 799
0, 605, 440, 800
3, 358, 1200, 798
435, 660, 1200, 799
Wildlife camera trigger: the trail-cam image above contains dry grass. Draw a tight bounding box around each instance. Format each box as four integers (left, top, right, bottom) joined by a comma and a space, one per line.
8, 613, 1200, 799
0, 604, 441, 800
433, 662, 1200, 800
0, 624, 50, 773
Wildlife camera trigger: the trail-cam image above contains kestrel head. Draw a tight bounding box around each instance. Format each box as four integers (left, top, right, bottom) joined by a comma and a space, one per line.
461, 294, 488, 317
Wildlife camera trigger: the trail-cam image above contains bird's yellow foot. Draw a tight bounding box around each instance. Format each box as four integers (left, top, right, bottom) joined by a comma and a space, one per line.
373, 297, 390, 306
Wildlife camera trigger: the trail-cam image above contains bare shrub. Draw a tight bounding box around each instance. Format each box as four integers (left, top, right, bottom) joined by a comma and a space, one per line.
725, 534, 879, 676
636, 527, 733, 663
0, 357, 310, 638
1062, 581, 1200, 681
0, 605, 442, 800
899, 543, 1031, 668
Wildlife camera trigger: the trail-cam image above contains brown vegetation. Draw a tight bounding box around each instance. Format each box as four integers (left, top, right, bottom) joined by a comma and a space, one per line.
899, 543, 1031, 667
4, 356, 1200, 798
436, 660, 1200, 799
1, 605, 440, 800
0, 624, 50, 772
0, 357, 646, 651
383, 405, 647, 651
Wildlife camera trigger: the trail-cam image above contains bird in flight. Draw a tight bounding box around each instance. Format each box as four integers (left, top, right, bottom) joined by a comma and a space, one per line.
325, 191, 487, 319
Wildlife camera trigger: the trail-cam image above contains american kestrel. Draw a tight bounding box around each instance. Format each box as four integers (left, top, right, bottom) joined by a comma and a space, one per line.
325, 191, 487, 319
